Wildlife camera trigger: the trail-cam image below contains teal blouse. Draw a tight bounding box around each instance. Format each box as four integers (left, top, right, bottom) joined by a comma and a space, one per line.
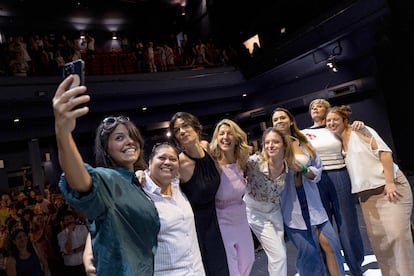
59, 164, 160, 276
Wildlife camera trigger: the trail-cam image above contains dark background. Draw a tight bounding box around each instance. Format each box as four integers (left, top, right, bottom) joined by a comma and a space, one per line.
0, 0, 413, 191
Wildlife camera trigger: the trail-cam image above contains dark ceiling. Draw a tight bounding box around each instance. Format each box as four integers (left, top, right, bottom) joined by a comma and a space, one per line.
0, 0, 356, 46
0, 0, 400, 164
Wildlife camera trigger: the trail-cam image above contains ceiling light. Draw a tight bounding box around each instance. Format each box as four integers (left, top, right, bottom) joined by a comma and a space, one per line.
326, 55, 338, 73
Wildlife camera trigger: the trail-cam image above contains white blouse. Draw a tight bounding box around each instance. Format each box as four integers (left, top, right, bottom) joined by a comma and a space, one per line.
344, 126, 399, 193
144, 173, 205, 276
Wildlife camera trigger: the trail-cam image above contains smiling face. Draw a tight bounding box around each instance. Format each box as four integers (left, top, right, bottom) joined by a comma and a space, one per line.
263, 129, 285, 160
107, 124, 140, 170
272, 110, 292, 134
148, 145, 179, 187
217, 123, 236, 153
326, 110, 345, 135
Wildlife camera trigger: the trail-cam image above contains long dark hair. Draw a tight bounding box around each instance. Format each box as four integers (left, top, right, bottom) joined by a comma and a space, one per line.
9, 228, 37, 259
94, 116, 147, 171
272, 107, 315, 159
168, 112, 204, 151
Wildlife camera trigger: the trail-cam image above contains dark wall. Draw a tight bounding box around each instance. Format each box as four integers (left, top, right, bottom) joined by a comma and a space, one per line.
377, 0, 414, 173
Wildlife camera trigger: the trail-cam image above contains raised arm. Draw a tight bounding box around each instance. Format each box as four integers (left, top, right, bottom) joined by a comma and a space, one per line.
52, 75, 91, 193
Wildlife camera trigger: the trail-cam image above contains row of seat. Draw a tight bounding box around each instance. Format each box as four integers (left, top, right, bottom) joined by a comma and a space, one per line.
82, 52, 136, 75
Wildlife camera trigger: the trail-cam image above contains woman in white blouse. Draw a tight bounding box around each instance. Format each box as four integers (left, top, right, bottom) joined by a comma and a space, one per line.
326, 105, 414, 276
143, 142, 205, 276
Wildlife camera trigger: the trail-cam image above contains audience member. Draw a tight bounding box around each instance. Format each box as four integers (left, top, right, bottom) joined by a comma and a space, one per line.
57, 210, 88, 276
27, 190, 37, 206
209, 119, 255, 276
54, 49, 66, 72
157, 43, 167, 72
326, 105, 414, 275
133, 40, 145, 72
195, 39, 210, 65
53, 75, 160, 275
164, 43, 175, 71
8, 51, 29, 76
84, 34, 95, 58
146, 41, 157, 72
34, 192, 51, 215
0, 196, 11, 228
23, 175, 35, 195
31, 208, 63, 276
6, 228, 50, 276
21, 208, 34, 233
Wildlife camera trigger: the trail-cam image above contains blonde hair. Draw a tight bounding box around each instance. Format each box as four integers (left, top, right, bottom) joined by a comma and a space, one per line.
308, 98, 331, 114
210, 119, 252, 170
260, 127, 295, 167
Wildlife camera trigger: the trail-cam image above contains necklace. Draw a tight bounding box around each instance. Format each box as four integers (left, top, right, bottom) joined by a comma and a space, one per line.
268, 161, 284, 180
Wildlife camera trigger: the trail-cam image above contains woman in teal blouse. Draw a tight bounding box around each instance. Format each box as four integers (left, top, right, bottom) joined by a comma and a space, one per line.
53, 75, 160, 276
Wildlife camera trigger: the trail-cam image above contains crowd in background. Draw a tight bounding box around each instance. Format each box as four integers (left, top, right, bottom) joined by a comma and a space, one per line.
0, 174, 87, 276
0, 31, 251, 77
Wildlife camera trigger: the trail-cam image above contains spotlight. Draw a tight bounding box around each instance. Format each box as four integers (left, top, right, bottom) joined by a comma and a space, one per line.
326, 55, 338, 73
112, 32, 117, 40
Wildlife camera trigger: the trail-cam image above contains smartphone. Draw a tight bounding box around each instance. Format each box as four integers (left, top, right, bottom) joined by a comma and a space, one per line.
62, 59, 85, 89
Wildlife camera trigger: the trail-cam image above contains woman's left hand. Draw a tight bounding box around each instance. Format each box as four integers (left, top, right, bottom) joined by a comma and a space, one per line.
384, 182, 401, 202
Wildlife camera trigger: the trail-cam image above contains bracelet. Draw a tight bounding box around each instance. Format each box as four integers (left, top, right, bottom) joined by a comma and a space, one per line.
301, 165, 309, 174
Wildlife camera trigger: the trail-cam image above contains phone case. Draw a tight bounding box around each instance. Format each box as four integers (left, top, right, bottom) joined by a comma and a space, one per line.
62, 59, 85, 89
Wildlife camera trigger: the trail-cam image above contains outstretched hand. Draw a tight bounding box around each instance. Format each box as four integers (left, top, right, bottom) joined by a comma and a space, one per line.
52, 75, 90, 135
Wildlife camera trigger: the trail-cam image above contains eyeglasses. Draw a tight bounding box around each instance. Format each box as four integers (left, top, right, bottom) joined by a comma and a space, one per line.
101, 116, 130, 136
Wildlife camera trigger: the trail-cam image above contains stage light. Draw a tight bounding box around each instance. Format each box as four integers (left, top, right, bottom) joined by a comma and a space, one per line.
326, 55, 338, 73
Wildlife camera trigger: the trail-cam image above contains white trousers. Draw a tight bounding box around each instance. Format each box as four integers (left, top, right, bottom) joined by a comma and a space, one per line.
244, 194, 287, 276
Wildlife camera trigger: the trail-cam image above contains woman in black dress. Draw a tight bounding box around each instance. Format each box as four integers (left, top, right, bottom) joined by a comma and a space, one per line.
169, 112, 229, 276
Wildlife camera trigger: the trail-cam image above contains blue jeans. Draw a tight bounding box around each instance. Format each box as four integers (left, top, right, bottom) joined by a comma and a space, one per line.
318, 168, 364, 276
286, 185, 345, 276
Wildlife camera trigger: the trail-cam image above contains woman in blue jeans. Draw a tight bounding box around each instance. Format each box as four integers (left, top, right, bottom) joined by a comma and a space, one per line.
301, 99, 364, 276
273, 107, 344, 276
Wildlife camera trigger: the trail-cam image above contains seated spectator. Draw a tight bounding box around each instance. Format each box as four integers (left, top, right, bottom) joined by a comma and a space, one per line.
9, 51, 29, 76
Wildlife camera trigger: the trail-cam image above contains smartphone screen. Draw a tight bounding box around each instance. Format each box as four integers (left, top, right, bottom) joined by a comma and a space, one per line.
62, 59, 85, 89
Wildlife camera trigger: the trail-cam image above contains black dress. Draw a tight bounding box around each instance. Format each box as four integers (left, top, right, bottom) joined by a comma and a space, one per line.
180, 150, 229, 276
